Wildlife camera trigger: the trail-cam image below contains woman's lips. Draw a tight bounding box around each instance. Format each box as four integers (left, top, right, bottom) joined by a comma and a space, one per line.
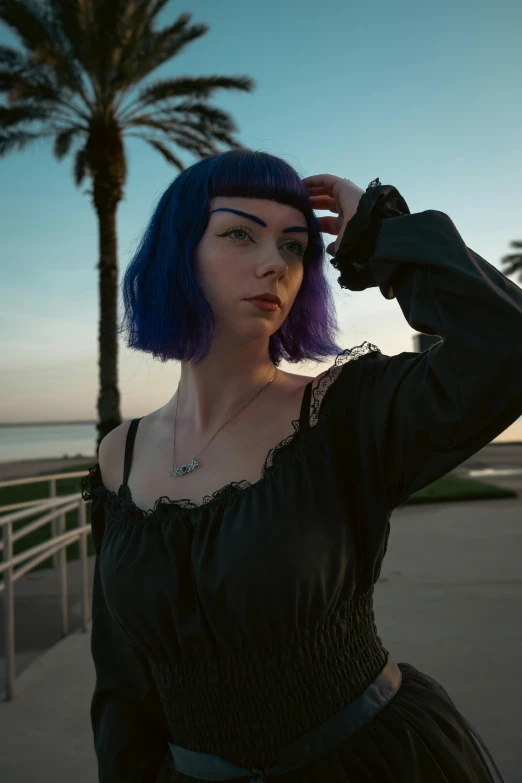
246, 298, 281, 311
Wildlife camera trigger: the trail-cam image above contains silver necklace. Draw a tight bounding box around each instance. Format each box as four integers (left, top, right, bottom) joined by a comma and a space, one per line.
170, 365, 278, 476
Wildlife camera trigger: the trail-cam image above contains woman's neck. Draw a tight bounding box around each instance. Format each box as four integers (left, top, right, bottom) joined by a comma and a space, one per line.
164, 352, 280, 437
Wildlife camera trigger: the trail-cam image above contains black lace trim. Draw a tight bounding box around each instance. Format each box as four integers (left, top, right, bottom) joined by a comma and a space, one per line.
308, 342, 380, 427
80, 341, 381, 520
126, 477, 255, 513
260, 417, 300, 473
80, 466, 97, 502
83, 421, 303, 519
331, 177, 411, 292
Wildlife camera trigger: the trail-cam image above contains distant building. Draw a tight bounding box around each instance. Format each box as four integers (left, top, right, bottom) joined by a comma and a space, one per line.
413, 333, 442, 352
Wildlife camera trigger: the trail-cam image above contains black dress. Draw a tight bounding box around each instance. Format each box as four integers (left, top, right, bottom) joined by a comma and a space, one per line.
81, 179, 522, 782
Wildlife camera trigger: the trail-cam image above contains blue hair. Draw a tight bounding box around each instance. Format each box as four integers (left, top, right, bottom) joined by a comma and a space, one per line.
119, 149, 344, 366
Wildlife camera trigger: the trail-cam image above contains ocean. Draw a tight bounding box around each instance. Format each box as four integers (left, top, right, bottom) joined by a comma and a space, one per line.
0, 422, 99, 464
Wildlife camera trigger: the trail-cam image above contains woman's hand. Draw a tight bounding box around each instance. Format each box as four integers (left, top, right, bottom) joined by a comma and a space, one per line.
302, 174, 366, 256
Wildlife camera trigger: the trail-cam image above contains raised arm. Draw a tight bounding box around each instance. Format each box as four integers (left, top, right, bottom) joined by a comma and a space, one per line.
331, 179, 522, 511
313, 180, 522, 588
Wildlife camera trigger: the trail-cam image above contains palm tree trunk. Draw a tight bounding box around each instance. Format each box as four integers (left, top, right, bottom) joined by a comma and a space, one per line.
95, 201, 121, 453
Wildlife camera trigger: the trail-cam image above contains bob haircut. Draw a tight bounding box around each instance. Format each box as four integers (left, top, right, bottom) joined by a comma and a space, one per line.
119, 148, 344, 366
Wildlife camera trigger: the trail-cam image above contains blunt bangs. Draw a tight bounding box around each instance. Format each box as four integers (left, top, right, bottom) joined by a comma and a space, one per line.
119, 148, 343, 365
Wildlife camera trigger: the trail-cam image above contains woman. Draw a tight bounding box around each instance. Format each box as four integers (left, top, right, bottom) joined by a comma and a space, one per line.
82, 148, 521, 781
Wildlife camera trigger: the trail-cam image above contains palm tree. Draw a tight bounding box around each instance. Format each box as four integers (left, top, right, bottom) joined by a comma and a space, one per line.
0, 0, 255, 451
500, 241, 522, 286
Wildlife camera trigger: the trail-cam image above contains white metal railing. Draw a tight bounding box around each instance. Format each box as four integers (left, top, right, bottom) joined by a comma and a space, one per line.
0, 470, 92, 701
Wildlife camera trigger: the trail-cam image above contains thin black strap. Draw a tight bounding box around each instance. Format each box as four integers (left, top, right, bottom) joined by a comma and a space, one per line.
122, 417, 143, 486
298, 381, 313, 431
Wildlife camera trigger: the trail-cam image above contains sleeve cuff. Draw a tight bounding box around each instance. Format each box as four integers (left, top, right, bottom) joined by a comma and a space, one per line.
330, 178, 411, 292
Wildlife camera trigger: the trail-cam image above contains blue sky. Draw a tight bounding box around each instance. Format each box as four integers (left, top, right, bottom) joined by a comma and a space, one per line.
1, 0, 522, 441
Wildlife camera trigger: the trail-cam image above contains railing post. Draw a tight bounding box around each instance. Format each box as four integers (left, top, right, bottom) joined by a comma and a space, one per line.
49, 478, 58, 570
78, 501, 90, 633
57, 508, 68, 637
2, 519, 15, 702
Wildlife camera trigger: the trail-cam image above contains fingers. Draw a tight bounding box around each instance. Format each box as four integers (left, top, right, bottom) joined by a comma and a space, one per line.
302, 174, 343, 191
307, 194, 340, 212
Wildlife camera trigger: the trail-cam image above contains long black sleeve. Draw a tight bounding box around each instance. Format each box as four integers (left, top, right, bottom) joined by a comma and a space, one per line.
82, 467, 172, 781
326, 180, 522, 582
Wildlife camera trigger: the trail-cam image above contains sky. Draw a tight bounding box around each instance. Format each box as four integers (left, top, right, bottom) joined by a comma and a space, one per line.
1, 0, 522, 439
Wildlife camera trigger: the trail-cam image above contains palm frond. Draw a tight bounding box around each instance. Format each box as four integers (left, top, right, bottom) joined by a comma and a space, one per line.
4, 70, 60, 104
0, 0, 86, 94
1, 1, 253, 173
46, 0, 97, 73
147, 0, 173, 24
0, 0, 57, 54
0, 127, 40, 154
0, 43, 29, 69
141, 136, 185, 171
111, 11, 208, 99
119, 74, 255, 121
500, 240, 522, 284
165, 131, 218, 157
126, 113, 180, 135
175, 101, 237, 132
0, 43, 38, 96
73, 144, 90, 186
53, 124, 83, 159
0, 101, 51, 126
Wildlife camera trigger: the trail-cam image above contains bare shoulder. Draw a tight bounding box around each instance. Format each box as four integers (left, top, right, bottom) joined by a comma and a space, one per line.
98, 419, 133, 494
284, 369, 331, 396
291, 369, 331, 386
283, 370, 315, 386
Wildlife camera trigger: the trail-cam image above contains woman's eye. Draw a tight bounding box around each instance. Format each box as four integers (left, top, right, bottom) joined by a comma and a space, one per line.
226, 228, 250, 243
222, 228, 306, 257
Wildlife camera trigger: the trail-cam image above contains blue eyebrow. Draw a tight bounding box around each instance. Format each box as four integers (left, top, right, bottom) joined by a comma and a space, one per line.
210, 207, 308, 233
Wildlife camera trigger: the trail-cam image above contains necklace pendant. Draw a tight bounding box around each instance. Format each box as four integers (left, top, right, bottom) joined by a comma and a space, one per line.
170, 459, 199, 476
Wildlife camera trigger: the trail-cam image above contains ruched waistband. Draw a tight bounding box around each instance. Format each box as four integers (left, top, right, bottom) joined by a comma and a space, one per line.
168, 651, 402, 781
